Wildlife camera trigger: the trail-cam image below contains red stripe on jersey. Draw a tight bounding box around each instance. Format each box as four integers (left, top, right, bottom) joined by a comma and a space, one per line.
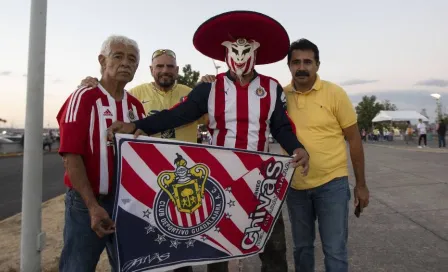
214, 76, 227, 146
235, 83, 249, 149
257, 77, 271, 151
116, 101, 123, 121
58, 86, 146, 196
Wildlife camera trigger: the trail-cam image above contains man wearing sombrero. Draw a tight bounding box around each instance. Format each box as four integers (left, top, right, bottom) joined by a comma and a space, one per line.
107, 10, 309, 271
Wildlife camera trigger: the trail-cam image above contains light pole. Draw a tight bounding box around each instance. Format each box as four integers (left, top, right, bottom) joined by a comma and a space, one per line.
21, 0, 47, 270
431, 93, 442, 122
212, 60, 221, 75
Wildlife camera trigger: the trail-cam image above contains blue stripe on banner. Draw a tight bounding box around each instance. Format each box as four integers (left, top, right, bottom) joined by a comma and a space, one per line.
115, 206, 229, 272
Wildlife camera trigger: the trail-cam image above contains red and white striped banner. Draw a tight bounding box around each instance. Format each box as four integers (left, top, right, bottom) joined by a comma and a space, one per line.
112, 133, 296, 272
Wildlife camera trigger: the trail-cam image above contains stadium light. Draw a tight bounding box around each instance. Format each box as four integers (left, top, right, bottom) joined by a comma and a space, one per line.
431, 93, 441, 100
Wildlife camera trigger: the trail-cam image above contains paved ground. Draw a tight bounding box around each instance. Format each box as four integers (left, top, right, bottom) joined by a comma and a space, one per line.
364, 135, 447, 150
1, 143, 447, 271
192, 144, 448, 272
0, 153, 66, 220
0, 141, 60, 156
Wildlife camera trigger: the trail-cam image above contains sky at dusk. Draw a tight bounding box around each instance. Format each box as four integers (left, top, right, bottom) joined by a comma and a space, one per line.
1, 0, 447, 128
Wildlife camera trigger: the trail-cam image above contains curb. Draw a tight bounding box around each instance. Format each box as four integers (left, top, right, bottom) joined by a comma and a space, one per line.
369, 144, 448, 153
0, 194, 65, 224
0, 150, 59, 158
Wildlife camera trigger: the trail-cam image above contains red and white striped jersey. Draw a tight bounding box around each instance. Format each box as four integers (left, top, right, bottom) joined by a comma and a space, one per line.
207, 73, 277, 152
57, 84, 146, 195
133, 71, 302, 155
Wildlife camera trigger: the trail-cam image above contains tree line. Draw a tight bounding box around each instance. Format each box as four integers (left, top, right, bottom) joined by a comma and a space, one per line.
355, 95, 448, 131
176, 64, 448, 130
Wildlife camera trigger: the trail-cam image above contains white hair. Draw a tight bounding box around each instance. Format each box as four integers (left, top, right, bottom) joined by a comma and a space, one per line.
100, 35, 140, 63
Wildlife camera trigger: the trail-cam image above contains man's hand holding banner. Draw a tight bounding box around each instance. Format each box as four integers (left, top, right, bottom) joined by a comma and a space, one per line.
112, 134, 296, 272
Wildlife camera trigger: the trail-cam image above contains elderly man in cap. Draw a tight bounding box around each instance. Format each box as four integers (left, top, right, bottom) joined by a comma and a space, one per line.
106, 11, 309, 272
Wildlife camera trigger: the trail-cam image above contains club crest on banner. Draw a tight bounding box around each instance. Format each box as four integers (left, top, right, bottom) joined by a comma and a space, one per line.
154, 153, 226, 239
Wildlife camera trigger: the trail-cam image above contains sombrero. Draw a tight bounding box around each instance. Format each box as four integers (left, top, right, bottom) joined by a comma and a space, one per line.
193, 10, 290, 65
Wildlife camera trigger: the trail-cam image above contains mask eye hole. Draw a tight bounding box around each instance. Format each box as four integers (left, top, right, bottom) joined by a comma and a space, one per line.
232, 48, 238, 55
242, 48, 250, 55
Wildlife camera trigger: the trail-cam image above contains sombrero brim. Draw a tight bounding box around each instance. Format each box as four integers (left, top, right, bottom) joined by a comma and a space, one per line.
193, 10, 290, 65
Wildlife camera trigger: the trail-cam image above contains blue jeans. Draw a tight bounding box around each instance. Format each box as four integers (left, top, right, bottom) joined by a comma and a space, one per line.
59, 189, 117, 272
286, 176, 351, 272
438, 134, 446, 148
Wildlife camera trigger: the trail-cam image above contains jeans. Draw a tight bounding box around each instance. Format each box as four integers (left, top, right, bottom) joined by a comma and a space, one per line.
286, 176, 351, 272
59, 189, 117, 272
205, 213, 288, 272
418, 134, 427, 146
438, 134, 446, 148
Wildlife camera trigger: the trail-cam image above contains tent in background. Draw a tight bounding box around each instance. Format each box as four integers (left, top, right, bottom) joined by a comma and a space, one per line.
372, 110, 429, 124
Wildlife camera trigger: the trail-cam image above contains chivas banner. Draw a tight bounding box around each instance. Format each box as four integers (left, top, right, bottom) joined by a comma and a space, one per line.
112, 134, 296, 272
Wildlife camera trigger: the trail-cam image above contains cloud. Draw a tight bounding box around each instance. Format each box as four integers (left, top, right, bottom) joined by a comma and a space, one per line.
414, 79, 448, 88
22, 73, 54, 78
340, 79, 378, 86
0, 71, 12, 76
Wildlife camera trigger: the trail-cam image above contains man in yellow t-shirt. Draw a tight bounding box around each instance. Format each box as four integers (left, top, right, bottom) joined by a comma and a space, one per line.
283, 39, 370, 272
129, 49, 206, 143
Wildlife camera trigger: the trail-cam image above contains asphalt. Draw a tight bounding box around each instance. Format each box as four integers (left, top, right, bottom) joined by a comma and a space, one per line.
0, 153, 66, 220
366, 135, 447, 150
0, 141, 60, 157
0, 143, 447, 271
193, 144, 448, 272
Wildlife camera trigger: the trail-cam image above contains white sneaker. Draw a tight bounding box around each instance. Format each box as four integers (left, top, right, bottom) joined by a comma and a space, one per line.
418, 146, 422, 148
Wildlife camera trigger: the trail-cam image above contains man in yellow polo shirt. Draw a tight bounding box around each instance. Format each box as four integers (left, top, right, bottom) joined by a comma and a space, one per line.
283, 39, 370, 272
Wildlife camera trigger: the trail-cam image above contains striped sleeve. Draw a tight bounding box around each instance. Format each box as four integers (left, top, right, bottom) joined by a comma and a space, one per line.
56, 87, 93, 155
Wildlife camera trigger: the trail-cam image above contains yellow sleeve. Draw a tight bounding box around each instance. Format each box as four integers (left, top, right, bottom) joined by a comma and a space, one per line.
128, 86, 142, 100
335, 88, 357, 129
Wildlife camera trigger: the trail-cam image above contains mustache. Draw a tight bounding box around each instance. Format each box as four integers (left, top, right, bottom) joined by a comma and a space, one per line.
158, 73, 173, 77
295, 70, 309, 77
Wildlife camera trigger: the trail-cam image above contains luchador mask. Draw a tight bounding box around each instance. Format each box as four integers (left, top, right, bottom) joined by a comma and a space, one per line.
222, 38, 260, 78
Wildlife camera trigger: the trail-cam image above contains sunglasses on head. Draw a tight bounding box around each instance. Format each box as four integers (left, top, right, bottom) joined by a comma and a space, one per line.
152, 49, 176, 60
